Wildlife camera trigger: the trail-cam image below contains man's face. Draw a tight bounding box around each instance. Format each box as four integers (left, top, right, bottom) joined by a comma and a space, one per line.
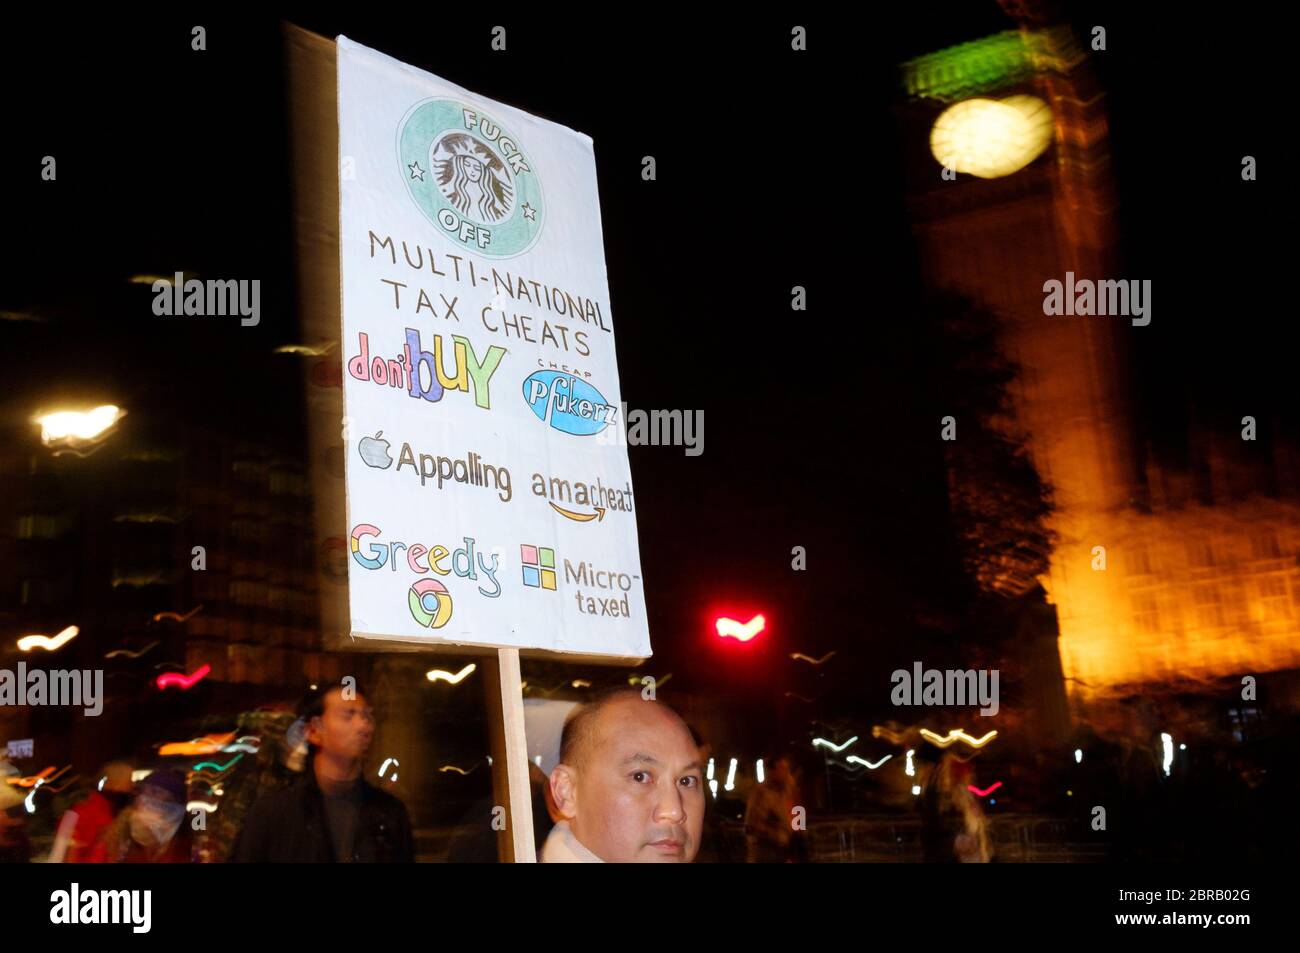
554, 698, 704, 862
310, 689, 375, 762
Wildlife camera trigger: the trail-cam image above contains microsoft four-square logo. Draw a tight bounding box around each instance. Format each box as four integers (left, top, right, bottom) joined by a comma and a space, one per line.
521, 544, 556, 590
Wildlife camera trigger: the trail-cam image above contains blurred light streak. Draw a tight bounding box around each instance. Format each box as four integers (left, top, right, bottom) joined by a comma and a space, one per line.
846, 755, 892, 769
919, 729, 998, 749
426, 664, 476, 684
16, 626, 79, 652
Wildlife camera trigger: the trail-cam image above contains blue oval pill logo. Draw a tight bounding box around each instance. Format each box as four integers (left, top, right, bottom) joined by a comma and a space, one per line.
522, 371, 617, 436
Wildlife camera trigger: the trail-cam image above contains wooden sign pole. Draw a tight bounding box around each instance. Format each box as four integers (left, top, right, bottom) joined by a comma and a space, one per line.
287, 24, 538, 862
482, 648, 537, 862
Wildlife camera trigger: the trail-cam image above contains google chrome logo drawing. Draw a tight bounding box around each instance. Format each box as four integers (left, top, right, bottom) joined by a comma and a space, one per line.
409, 578, 453, 628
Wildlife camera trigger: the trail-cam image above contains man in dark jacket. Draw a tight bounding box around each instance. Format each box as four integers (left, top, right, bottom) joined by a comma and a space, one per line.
230, 680, 414, 862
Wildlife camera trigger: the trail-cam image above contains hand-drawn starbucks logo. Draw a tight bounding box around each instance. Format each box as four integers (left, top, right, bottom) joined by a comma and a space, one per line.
433, 133, 513, 222
398, 99, 544, 258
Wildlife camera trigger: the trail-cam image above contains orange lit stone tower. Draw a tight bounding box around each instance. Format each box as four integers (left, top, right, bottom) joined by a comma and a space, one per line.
901, 16, 1300, 716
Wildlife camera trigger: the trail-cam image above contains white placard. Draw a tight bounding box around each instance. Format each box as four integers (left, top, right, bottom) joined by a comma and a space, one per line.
337, 36, 649, 657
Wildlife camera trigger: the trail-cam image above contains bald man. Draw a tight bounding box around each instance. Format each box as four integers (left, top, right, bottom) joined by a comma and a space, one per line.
542, 689, 704, 863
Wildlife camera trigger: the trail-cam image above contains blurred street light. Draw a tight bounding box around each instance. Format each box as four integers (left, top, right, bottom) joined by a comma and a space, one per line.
35, 404, 126, 452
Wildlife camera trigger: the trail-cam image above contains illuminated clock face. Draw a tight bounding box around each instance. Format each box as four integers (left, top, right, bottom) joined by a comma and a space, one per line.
930, 95, 1054, 178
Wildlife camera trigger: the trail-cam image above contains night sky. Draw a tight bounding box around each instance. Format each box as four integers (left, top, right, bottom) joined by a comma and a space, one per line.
0, 5, 1288, 709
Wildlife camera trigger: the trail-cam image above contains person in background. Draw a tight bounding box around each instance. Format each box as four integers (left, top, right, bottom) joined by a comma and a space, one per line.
744, 756, 802, 862
0, 765, 31, 863
57, 760, 135, 862
85, 769, 192, 863
922, 754, 991, 863
230, 680, 414, 862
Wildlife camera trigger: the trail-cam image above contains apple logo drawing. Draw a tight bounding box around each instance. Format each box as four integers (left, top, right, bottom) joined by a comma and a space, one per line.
358, 431, 393, 469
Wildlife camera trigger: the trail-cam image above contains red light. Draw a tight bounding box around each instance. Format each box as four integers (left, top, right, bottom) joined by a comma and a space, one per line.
156, 663, 211, 691
715, 614, 765, 641
968, 781, 1003, 797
